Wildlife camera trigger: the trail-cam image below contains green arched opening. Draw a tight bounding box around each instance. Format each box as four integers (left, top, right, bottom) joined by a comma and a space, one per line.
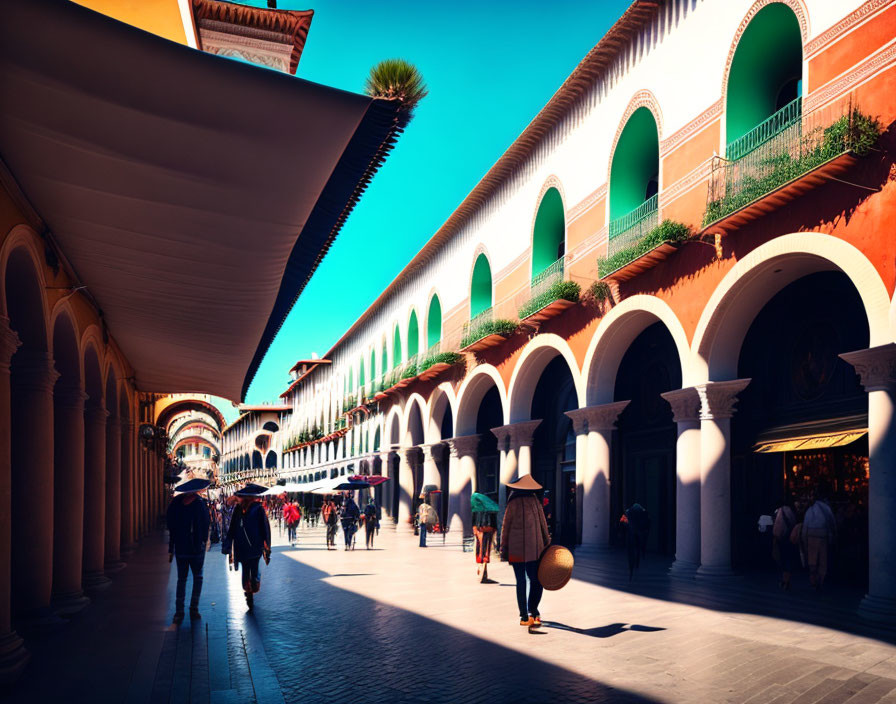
726, 3, 802, 149
532, 187, 565, 278
370, 349, 376, 382
392, 325, 401, 368
408, 310, 419, 358
609, 107, 659, 221
470, 254, 492, 318
359, 358, 366, 388
427, 295, 442, 349
349, 368, 354, 392
382, 339, 388, 375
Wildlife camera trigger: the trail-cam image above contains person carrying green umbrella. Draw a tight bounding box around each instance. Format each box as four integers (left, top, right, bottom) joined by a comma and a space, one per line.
471, 492, 499, 583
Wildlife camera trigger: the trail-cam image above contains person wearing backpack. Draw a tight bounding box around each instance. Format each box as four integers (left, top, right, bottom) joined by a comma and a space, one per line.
222, 483, 272, 612
772, 497, 798, 590
322, 497, 338, 550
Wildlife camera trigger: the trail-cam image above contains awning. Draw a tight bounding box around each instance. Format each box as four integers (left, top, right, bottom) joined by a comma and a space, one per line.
753, 415, 867, 454
0, 0, 401, 401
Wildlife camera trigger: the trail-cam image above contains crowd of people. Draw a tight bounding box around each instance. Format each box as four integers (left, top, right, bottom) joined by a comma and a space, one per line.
771, 487, 841, 592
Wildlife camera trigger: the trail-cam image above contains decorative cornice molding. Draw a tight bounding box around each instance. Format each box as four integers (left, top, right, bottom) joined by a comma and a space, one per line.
660, 387, 701, 423
446, 434, 480, 458
840, 344, 896, 392
660, 100, 722, 156
490, 425, 513, 451
804, 41, 896, 112
805, 0, 893, 57
10, 357, 59, 393
420, 442, 445, 461
696, 379, 751, 420
508, 419, 542, 446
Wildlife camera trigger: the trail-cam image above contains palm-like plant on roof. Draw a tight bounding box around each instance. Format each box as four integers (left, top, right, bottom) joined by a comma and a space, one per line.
365, 59, 428, 119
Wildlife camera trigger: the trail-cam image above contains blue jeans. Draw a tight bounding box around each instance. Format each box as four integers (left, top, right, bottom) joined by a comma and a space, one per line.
174, 553, 205, 613
511, 561, 543, 619
419, 523, 427, 547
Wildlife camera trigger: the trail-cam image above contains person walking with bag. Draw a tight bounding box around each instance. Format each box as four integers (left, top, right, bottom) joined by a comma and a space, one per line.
166, 477, 211, 624
222, 483, 272, 611
417, 494, 438, 548
322, 497, 338, 550
773, 497, 799, 590
500, 475, 550, 627
363, 498, 379, 549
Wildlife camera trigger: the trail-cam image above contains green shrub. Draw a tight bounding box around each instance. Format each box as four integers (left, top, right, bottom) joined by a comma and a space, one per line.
419, 351, 463, 371
518, 280, 581, 319
704, 109, 881, 225
461, 319, 517, 348
401, 364, 419, 380
597, 219, 691, 278
590, 281, 611, 303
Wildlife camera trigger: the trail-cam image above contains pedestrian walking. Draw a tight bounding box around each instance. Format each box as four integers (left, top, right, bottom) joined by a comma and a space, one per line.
471, 492, 499, 584
802, 488, 837, 590
500, 475, 550, 627
363, 498, 378, 549
322, 497, 338, 550
283, 500, 301, 544
342, 495, 361, 550
166, 477, 211, 624
772, 497, 799, 590
417, 495, 438, 548
620, 503, 650, 581
222, 483, 272, 611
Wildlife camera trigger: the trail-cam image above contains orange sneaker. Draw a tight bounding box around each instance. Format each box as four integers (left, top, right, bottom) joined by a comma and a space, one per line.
519, 617, 534, 626
532, 616, 542, 627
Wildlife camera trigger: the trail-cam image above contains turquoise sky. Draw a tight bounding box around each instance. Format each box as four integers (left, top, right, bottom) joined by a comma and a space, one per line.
228, 0, 630, 419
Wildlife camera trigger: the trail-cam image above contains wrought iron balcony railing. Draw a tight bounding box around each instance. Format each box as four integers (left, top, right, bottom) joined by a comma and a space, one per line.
607, 194, 659, 259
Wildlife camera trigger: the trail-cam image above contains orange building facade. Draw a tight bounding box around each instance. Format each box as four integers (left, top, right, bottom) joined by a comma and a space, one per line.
257, 0, 896, 622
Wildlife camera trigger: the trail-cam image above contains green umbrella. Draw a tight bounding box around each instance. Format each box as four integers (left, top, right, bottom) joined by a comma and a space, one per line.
471, 492, 499, 513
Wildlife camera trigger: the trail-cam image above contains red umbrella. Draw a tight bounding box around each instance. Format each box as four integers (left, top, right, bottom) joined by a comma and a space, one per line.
351, 474, 389, 486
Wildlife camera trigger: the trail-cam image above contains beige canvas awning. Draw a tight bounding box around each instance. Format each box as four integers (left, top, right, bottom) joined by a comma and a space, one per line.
0, 0, 401, 401
753, 415, 867, 454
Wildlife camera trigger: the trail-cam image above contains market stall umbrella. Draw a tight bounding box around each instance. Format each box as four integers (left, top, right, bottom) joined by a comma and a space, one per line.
263, 486, 287, 496
351, 475, 389, 486
471, 492, 499, 513
280, 482, 305, 493
334, 481, 371, 491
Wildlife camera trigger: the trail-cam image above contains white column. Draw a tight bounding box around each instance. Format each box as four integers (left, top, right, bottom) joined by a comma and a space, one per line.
563, 411, 588, 547
489, 426, 514, 512
446, 435, 479, 536
510, 420, 541, 477
396, 448, 415, 530
566, 402, 628, 549
420, 443, 442, 490
695, 379, 750, 578
661, 387, 702, 576
841, 344, 896, 622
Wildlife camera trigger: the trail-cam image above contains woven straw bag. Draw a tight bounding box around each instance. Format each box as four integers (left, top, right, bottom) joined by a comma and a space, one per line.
538, 544, 574, 591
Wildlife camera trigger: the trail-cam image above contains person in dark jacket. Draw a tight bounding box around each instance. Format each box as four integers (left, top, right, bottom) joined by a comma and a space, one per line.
363, 498, 378, 549
342, 495, 361, 550
222, 483, 272, 611
166, 477, 211, 624
620, 503, 650, 581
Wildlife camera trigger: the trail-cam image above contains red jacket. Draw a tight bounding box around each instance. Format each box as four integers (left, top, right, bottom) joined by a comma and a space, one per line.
283, 504, 301, 524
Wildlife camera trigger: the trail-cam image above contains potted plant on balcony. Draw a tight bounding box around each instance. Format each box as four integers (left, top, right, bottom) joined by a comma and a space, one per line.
519, 280, 580, 324
460, 319, 517, 352
417, 351, 464, 382
597, 219, 691, 282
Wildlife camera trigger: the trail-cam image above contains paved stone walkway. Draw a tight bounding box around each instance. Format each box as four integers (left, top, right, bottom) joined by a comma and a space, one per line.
3, 522, 896, 703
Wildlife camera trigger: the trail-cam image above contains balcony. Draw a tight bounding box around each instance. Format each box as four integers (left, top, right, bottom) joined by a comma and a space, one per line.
703, 98, 880, 234
460, 307, 517, 353
418, 343, 463, 381
517, 257, 579, 324
598, 218, 691, 282
607, 194, 658, 260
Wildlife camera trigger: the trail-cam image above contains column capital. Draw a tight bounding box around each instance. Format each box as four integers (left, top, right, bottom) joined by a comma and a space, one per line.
508, 419, 542, 447
420, 442, 444, 462
840, 344, 896, 393
660, 387, 701, 423
0, 316, 21, 370
446, 434, 480, 459
11, 356, 60, 392
489, 425, 513, 451
85, 402, 109, 423
565, 400, 630, 433
696, 379, 751, 420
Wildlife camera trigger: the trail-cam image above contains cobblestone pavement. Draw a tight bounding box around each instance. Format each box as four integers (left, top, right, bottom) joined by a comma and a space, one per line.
4, 521, 896, 704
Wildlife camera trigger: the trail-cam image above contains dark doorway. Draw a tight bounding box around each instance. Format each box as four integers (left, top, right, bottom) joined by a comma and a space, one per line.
531, 356, 578, 547
733, 271, 869, 585
612, 322, 681, 555
475, 387, 502, 502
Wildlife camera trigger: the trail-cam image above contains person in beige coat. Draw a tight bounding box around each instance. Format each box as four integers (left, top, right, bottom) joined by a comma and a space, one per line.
500, 474, 550, 626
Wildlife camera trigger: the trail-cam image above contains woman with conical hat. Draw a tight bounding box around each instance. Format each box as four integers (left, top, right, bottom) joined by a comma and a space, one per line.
500, 474, 550, 627
166, 477, 211, 624
222, 483, 272, 611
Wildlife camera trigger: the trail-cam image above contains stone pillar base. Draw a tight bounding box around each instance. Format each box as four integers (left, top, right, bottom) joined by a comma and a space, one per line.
17, 607, 65, 632
859, 594, 896, 625
104, 560, 127, 574
695, 564, 738, 580
668, 560, 699, 579
83, 571, 111, 592
0, 630, 29, 684
51, 591, 90, 616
